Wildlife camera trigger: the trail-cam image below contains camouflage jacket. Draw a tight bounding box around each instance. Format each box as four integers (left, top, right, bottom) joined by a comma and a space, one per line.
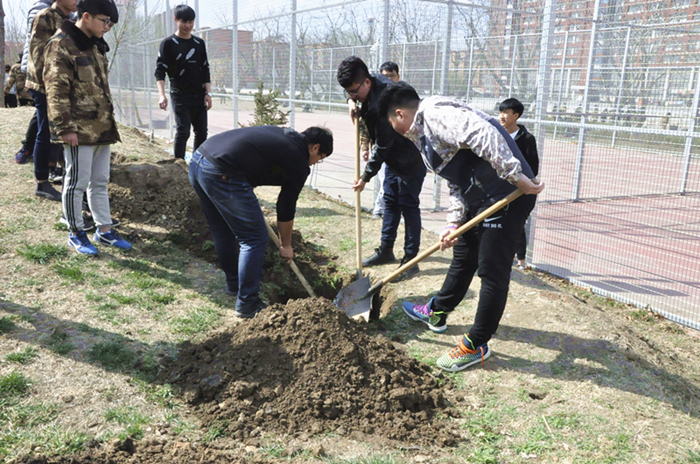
4, 64, 32, 100
44, 21, 120, 145
26, 4, 70, 93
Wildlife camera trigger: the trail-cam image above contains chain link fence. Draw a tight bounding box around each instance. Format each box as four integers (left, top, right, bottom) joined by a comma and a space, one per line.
106, 0, 700, 329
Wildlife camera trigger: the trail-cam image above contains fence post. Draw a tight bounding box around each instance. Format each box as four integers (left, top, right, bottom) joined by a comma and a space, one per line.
431, 41, 438, 94
328, 48, 333, 114
553, 30, 568, 140
401, 42, 406, 78
508, 35, 518, 98
466, 36, 474, 103
232, 0, 238, 128
680, 66, 700, 193
289, 0, 297, 129
272, 47, 276, 90
611, 26, 631, 148
572, 0, 600, 201
529, 0, 557, 263
145, 44, 153, 135
381, 0, 389, 64
195, 0, 199, 31
129, 50, 136, 126
439, 1, 453, 95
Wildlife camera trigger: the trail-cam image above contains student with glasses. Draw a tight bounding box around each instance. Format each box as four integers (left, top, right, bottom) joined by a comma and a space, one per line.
44, 0, 130, 255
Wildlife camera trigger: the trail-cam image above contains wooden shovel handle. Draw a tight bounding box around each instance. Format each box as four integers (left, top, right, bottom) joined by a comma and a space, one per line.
265, 221, 317, 298
355, 115, 362, 273
370, 190, 524, 292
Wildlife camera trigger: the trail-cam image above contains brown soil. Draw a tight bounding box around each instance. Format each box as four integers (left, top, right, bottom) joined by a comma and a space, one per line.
15, 298, 457, 464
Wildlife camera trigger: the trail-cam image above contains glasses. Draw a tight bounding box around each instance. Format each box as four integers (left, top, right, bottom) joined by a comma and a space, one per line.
91, 14, 112, 26
346, 80, 366, 97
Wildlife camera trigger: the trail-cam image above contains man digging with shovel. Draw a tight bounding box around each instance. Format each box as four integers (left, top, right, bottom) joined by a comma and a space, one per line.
189, 126, 333, 318
379, 82, 544, 372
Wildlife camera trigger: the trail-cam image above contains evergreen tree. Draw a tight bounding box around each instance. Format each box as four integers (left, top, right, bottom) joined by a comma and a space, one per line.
242, 81, 290, 127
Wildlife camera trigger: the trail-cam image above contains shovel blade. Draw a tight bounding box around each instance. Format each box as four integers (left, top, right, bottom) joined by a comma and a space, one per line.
334, 276, 372, 320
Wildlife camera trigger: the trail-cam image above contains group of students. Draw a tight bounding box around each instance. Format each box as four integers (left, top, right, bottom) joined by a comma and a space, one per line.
8, 0, 543, 371
336, 56, 544, 371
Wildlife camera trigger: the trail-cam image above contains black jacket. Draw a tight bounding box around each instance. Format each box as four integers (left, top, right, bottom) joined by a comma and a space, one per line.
513, 124, 539, 177
360, 74, 425, 182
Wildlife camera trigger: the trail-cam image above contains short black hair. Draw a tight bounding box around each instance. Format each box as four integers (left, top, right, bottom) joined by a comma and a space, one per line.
5, 64, 10, 72
107, 0, 119, 24
302, 127, 334, 157
379, 81, 420, 119
77, 0, 113, 18
337, 56, 370, 89
498, 98, 525, 118
379, 61, 399, 74
174, 4, 196, 21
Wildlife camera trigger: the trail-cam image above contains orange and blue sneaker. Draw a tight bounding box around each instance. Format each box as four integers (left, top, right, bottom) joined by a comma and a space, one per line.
436, 335, 491, 372
402, 297, 447, 333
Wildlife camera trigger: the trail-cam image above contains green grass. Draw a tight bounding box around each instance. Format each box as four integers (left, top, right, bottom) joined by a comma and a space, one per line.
17, 243, 68, 264
52, 262, 87, 282
0, 316, 17, 333
0, 372, 32, 397
46, 330, 76, 355
105, 406, 150, 440
5, 346, 40, 364
324, 454, 406, 464
0, 401, 61, 429
687, 449, 700, 463
170, 306, 221, 336
87, 341, 135, 370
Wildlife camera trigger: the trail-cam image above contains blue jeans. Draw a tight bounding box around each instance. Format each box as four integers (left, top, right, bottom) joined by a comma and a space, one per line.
188, 150, 267, 313
380, 165, 426, 256
30, 90, 51, 181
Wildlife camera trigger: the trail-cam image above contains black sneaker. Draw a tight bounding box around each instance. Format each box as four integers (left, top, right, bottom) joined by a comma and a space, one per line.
35, 182, 61, 201
82, 211, 120, 229
234, 299, 266, 319
224, 287, 238, 297
49, 166, 64, 184
394, 254, 419, 282
362, 247, 396, 267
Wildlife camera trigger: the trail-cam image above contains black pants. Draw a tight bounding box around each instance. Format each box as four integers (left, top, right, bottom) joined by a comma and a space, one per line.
433, 194, 536, 347
22, 111, 39, 155
380, 166, 426, 256
516, 222, 528, 261
19, 98, 34, 107
172, 94, 208, 159
5, 94, 18, 108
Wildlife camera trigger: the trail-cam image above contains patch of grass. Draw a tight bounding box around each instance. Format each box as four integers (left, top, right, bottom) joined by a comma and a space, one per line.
127, 271, 164, 289
143, 290, 176, 306
95, 302, 119, 322
0, 401, 61, 428
170, 416, 197, 435
105, 406, 150, 439
687, 449, 700, 463
170, 306, 221, 336
0, 316, 17, 333
202, 240, 215, 252
338, 237, 355, 252
165, 231, 188, 245
202, 420, 229, 443
5, 346, 40, 364
53, 221, 69, 231
130, 380, 175, 408
85, 292, 105, 302
46, 330, 76, 355
326, 454, 406, 464
52, 262, 87, 282
87, 341, 135, 370
109, 293, 138, 305
17, 243, 68, 264
0, 372, 32, 397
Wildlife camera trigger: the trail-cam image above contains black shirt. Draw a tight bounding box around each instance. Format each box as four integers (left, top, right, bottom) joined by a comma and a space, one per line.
359, 74, 424, 182
154, 34, 210, 97
197, 126, 310, 222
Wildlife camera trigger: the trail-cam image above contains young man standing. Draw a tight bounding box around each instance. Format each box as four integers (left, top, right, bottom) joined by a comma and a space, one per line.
189, 126, 333, 318
498, 98, 539, 269
44, 0, 131, 255
155, 5, 212, 159
337, 56, 426, 280
4, 57, 34, 107
25, 0, 78, 201
380, 82, 544, 372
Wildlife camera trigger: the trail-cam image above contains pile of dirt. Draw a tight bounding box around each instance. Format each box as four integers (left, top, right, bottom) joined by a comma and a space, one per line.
162, 298, 457, 446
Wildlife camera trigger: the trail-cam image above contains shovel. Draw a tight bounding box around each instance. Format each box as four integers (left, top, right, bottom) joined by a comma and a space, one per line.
335, 190, 524, 319
266, 221, 316, 298
336, 114, 371, 319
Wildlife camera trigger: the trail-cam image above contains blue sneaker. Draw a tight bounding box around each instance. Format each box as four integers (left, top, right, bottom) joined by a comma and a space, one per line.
436, 336, 491, 372
14, 147, 33, 164
94, 229, 132, 250
68, 231, 98, 256
402, 297, 447, 333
